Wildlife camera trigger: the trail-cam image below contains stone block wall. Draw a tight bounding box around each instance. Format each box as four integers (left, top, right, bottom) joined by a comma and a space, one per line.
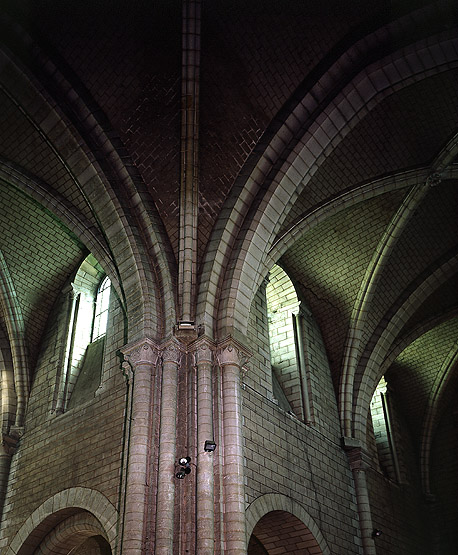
366, 383, 427, 554
266, 265, 302, 417
244, 285, 361, 553
366, 468, 427, 555
430, 395, 458, 555
0, 284, 126, 550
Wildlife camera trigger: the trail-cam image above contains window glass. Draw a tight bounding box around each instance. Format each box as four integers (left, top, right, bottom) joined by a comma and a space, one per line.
92, 276, 111, 341
370, 376, 401, 481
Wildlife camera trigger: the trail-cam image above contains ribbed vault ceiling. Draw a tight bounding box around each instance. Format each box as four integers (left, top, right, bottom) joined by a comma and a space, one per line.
0, 0, 456, 490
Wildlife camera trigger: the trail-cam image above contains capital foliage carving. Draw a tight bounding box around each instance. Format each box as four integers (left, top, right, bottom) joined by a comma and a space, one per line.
161, 339, 184, 364
192, 337, 215, 366
216, 337, 251, 372
121, 338, 160, 369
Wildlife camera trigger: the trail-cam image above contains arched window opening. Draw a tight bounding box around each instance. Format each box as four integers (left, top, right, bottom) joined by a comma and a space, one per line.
0, 325, 16, 434
92, 275, 111, 341
266, 265, 312, 422
370, 376, 401, 482
54, 255, 111, 414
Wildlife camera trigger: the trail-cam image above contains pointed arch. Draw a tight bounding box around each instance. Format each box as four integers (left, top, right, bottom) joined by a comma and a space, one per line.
246, 493, 331, 555
0, 250, 29, 428
0, 25, 177, 342
420, 339, 458, 495
340, 132, 458, 438
380, 309, 458, 380
29, 512, 110, 555
0, 161, 122, 306
339, 181, 430, 438
353, 251, 458, 443
197, 8, 458, 341
5, 487, 117, 555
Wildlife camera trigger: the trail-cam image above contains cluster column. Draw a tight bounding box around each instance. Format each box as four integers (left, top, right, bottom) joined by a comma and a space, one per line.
217, 338, 250, 554
346, 445, 377, 555
192, 337, 216, 553
155, 339, 184, 554
121, 337, 159, 554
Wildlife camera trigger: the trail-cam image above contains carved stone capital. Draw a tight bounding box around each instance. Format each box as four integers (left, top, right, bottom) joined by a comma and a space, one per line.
1, 433, 19, 456
121, 337, 160, 369
70, 281, 87, 297
216, 337, 251, 371
9, 426, 24, 439
160, 339, 185, 365
62, 283, 76, 297
298, 301, 312, 318
190, 336, 215, 366
344, 444, 371, 472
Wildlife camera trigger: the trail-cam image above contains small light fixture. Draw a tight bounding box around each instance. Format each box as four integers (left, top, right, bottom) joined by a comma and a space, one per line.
175, 456, 191, 479
204, 440, 217, 452
177, 321, 195, 330
372, 529, 382, 538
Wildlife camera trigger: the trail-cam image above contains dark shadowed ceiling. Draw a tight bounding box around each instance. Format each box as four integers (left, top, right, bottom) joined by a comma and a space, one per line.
0, 0, 457, 492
